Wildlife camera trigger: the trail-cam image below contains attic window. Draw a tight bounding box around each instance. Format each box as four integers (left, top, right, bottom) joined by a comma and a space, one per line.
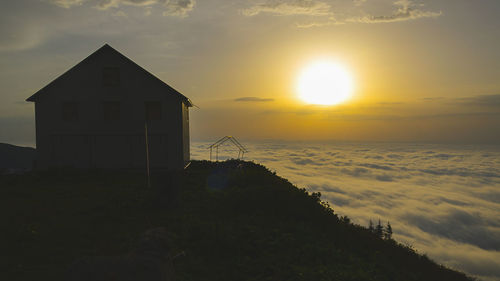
62, 102, 79, 121
103, 67, 120, 86
145, 101, 161, 121
103, 101, 120, 121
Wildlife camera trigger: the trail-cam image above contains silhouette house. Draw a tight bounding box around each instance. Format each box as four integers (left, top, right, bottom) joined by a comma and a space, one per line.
26, 44, 191, 170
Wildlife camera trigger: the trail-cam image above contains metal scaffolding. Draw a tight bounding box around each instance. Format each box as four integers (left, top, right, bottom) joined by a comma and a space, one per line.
209, 136, 248, 161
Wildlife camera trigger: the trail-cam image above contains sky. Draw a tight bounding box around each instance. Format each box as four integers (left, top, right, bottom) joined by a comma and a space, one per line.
1, 0, 500, 145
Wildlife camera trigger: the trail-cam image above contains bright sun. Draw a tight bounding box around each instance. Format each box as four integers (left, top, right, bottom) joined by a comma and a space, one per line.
297, 60, 354, 106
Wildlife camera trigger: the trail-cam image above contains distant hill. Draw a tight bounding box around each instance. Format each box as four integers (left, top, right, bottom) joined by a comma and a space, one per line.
0, 143, 35, 170
0, 160, 475, 281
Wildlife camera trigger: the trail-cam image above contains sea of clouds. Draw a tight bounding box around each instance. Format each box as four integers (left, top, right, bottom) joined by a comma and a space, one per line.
191, 141, 500, 281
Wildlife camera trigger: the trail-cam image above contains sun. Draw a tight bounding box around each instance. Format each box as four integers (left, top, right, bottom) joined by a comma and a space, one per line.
296, 60, 354, 106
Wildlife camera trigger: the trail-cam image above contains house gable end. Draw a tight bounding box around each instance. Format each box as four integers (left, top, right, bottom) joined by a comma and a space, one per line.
26, 44, 191, 106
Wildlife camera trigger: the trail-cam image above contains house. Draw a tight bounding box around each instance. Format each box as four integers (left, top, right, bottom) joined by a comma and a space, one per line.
26, 44, 192, 170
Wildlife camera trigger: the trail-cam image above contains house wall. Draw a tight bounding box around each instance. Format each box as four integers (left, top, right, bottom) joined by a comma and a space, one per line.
182, 103, 190, 166
33, 49, 188, 170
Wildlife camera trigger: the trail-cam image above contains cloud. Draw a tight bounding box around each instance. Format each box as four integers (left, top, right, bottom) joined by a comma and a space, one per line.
349, 0, 442, 23
295, 17, 342, 28
234, 97, 275, 102
421, 97, 444, 101
404, 209, 500, 251
294, 0, 442, 28
49, 0, 85, 8
359, 163, 394, 171
341, 167, 370, 177
241, 0, 331, 16
422, 94, 500, 109
375, 174, 395, 182
418, 168, 500, 179
455, 94, 500, 109
49, 0, 196, 17
353, 0, 366, 6
161, 0, 195, 17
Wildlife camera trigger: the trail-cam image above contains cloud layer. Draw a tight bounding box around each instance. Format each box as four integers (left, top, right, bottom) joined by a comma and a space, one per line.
192, 141, 500, 281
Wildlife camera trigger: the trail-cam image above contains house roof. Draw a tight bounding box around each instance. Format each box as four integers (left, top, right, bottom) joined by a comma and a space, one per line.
26, 44, 192, 107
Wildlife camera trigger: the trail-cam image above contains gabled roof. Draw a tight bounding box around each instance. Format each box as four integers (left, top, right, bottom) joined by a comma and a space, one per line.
26, 44, 192, 106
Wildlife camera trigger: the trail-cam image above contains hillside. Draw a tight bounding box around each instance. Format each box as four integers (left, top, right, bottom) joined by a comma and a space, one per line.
0, 143, 35, 171
0, 160, 474, 281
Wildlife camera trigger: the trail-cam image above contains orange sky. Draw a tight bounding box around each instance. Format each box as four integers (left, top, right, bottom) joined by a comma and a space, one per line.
1, 0, 499, 145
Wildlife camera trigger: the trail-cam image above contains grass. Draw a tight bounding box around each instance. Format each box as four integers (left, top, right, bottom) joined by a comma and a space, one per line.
0, 160, 475, 281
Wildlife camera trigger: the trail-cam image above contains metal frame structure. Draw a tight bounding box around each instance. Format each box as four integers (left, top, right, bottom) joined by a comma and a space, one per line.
209, 136, 248, 161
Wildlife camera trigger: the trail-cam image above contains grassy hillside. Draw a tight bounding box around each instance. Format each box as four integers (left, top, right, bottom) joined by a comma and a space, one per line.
1, 160, 474, 281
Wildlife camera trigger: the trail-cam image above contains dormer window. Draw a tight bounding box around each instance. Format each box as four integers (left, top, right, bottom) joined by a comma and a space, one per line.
103, 67, 120, 87
62, 102, 79, 121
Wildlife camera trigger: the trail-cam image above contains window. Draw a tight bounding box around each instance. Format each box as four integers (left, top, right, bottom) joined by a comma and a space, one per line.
145, 101, 161, 121
103, 101, 120, 120
62, 102, 79, 121
102, 67, 120, 87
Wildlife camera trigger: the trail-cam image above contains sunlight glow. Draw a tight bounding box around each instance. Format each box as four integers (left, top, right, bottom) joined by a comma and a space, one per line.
297, 61, 354, 105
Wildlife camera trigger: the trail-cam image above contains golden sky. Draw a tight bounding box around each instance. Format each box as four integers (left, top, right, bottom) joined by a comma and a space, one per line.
1, 0, 499, 144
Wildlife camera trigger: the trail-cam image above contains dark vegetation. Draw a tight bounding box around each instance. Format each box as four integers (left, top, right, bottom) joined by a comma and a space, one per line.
368, 220, 393, 240
1, 160, 474, 281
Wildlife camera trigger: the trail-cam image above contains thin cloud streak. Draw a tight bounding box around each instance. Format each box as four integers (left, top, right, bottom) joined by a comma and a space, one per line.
241, 0, 331, 16
234, 97, 275, 102
455, 94, 500, 108
49, 0, 196, 17
49, 0, 85, 8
